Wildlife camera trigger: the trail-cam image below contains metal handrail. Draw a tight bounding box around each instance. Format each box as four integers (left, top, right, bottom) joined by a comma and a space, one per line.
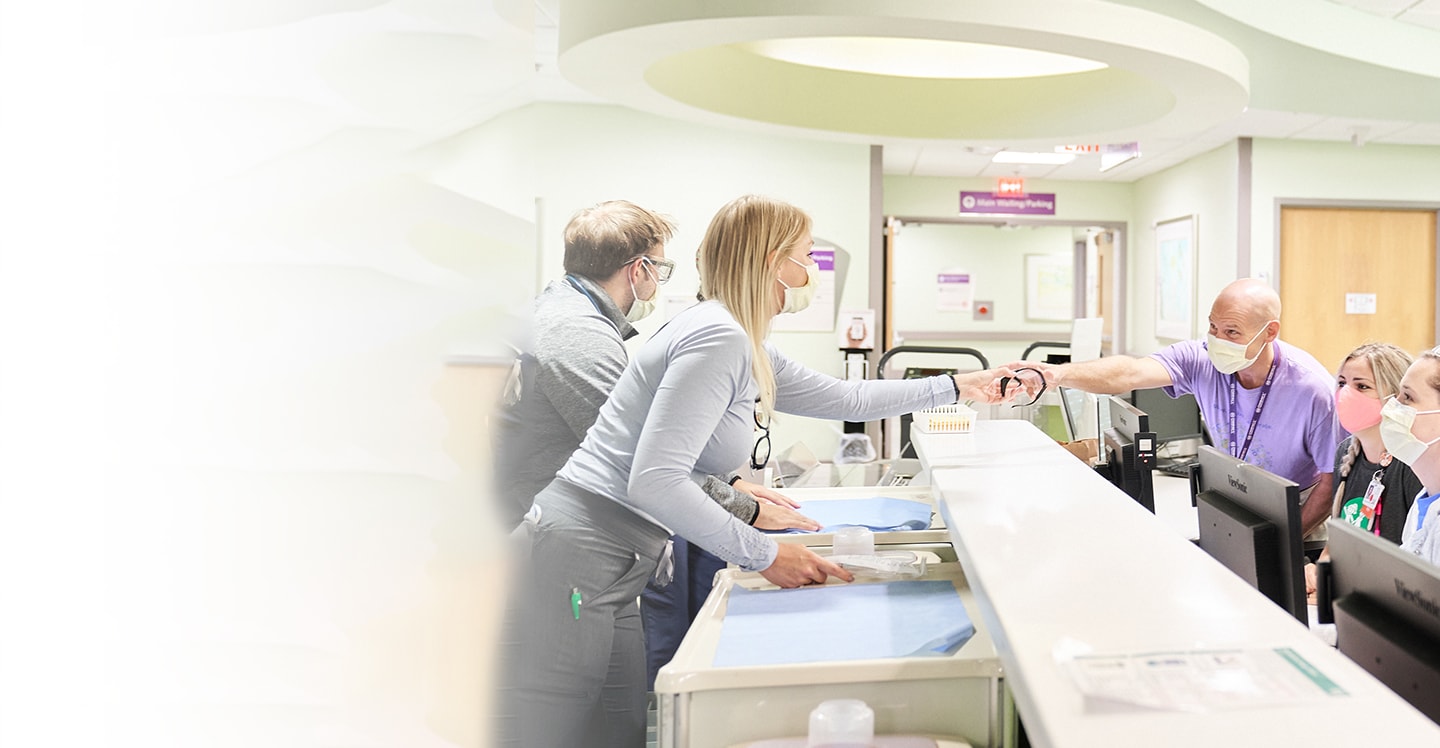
876, 345, 990, 378
1020, 341, 1070, 361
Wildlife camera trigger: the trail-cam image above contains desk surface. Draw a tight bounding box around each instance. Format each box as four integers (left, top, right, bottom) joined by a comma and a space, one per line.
920, 421, 1440, 747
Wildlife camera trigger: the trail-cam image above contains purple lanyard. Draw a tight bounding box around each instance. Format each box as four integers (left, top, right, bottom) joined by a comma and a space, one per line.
1227, 343, 1280, 461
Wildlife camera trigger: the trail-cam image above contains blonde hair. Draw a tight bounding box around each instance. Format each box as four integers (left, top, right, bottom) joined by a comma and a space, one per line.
1421, 346, 1440, 394
1332, 342, 1415, 517
696, 195, 812, 418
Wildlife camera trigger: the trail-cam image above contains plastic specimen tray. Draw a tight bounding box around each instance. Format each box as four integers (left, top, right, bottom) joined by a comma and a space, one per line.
654, 562, 1003, 748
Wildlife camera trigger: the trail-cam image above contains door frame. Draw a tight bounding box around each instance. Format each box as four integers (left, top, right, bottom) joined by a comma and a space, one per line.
884, 215, 1130, 354
1271, 198, 1440, 344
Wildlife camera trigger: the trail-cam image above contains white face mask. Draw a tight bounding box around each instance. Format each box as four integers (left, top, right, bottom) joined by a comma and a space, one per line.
778, 257, 819, 314
1205, 320, 1275, 375
625, 261, 658, 322
1379, 396, 1440, 466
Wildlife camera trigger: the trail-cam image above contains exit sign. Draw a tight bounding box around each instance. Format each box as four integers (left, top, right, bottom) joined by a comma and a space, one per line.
997, 177, 1026, 197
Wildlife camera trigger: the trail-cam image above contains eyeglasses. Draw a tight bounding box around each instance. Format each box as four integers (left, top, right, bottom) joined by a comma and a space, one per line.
637, 255, 675, 284
999, 367, 1048, 408
750, 409, 771, 471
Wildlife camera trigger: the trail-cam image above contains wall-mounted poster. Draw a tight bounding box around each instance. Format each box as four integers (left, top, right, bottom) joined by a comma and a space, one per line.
1024, 253, 1073, 321
936, 269, 972, 313
1155, 215, 1197, 341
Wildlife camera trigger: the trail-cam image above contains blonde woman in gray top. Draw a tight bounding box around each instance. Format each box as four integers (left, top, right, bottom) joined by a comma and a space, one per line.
502, 195, 1014, 748
495, 200, 817, 531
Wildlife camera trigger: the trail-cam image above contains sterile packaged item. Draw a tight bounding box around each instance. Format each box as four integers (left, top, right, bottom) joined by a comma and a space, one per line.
808, 699, 873, 747
911, 404, 976, 434
828, 551, 926, 577
832, 526, 874, 556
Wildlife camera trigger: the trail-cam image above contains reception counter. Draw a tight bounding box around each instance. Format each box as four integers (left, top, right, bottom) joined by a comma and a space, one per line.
918, 420, 1440, 746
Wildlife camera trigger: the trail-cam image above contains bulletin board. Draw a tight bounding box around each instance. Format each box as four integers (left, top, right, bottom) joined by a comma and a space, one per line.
1154, 215, 1197, 340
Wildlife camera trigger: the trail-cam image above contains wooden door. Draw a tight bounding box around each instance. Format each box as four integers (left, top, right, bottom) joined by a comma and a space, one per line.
1279, 207, 1436, 371
1096, 230, 1115, 355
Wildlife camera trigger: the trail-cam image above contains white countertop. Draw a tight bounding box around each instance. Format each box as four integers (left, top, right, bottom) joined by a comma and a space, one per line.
919, 420, 1440, 747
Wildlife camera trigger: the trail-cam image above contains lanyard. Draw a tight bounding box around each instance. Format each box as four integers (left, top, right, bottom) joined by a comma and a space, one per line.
1227, 342, 1280, 461
565, 274, 605, 315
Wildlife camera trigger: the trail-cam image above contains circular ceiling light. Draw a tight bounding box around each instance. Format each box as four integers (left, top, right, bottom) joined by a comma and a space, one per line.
739, 37, 1108, 80
558, 0, 1250, 146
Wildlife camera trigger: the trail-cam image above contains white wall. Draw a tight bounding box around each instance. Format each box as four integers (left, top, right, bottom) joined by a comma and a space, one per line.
888, 222, 1078, 366
433, 102, 874, 461
1129, 141, 1240, 354
882, 174, 1134, 361
1249, 139, 1440, 290
46, 13, 533, 748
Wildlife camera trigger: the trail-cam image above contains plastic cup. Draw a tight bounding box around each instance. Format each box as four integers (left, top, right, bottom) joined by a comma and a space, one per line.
832, 526, 874, 557
808, 698, 874, 747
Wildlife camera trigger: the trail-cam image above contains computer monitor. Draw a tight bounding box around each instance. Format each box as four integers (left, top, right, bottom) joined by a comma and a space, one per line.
1193, 445, 1307, 624
1319, 520, 1440, 723
1098, 397, 1156, 513
1128, 389, 1205, 449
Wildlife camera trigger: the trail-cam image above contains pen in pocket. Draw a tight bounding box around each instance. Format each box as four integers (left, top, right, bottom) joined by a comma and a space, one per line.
571, 586, 582, 620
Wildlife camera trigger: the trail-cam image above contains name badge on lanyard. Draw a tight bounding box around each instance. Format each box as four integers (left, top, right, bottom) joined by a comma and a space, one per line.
1341, 470, 1386, 534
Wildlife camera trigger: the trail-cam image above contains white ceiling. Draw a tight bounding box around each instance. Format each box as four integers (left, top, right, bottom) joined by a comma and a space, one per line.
153, 0, 1440, 184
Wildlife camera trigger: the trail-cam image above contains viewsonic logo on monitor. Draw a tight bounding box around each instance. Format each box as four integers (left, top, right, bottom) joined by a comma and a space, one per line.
1228, 475, 1248, 493
1395, 579, 1440, 620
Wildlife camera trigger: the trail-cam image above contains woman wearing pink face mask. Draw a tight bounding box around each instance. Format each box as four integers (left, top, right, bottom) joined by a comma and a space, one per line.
1329, 343, 1423, 544
1305, 343, 1422, 598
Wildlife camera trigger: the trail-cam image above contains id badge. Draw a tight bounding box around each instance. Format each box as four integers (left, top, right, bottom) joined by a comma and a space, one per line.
1363, 473, 1384, 510
1357, 472, 1385, 529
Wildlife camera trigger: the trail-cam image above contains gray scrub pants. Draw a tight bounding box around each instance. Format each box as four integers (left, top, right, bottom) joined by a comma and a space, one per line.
501, 478, 670, 748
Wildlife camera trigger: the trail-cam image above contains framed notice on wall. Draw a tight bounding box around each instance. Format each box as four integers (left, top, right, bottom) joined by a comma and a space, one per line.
1155, 215, 1197, 340
1024, 253, 1073, 321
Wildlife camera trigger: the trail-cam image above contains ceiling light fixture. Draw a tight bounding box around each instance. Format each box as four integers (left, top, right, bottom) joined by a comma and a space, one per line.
1098, 142, 1142, 171
740, 37, 1107, 79
993, 151, 1076, 165
560, 1, 1250, 142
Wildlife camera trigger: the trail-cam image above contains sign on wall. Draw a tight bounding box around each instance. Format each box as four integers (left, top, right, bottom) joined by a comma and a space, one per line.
960, 191, 1056, 216
937, 270, 973, 312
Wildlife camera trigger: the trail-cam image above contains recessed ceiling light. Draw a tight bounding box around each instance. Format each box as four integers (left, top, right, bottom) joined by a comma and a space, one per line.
993, 151, 1077, 165
739, 37, 1107, 80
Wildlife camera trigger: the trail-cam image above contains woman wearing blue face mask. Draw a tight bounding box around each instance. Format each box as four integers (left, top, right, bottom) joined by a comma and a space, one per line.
1379, 346, 1440, 565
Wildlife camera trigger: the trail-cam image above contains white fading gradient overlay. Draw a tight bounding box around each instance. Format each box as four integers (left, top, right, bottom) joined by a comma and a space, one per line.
1, 3, 522, 747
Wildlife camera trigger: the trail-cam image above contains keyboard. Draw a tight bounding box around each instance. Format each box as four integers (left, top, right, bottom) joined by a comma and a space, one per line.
1157, 460, 1198, 478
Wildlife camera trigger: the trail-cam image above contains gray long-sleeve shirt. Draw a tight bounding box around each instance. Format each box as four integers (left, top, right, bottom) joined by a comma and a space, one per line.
498, 275, 758, 528
557, 300, 955, 571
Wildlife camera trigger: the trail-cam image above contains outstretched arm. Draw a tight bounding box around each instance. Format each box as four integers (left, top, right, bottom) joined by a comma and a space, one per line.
1006, 356, 1174, 395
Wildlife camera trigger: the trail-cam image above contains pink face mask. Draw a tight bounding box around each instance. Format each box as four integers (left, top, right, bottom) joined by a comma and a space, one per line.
1336, 384, 1385, 433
